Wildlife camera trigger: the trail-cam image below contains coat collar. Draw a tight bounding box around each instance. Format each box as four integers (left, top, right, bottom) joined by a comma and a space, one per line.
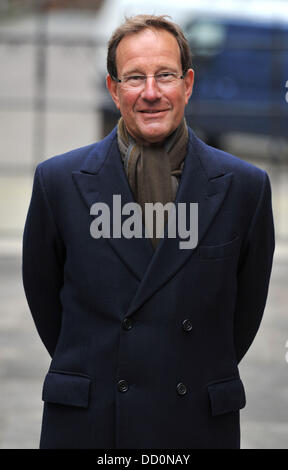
72, 126, 233, 317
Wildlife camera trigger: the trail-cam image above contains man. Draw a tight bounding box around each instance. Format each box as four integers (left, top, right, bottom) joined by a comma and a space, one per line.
22, 15, 275, 449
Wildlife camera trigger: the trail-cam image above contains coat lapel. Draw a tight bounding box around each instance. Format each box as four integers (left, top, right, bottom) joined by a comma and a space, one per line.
72, 129, 154, 282
126, 129, 233, 317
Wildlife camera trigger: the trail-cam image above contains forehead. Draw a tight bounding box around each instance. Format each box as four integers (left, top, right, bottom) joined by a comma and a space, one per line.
115, 28, 181, 74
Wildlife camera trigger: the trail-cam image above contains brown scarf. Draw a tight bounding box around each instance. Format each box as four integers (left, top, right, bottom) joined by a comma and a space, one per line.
117, 117, 188, 249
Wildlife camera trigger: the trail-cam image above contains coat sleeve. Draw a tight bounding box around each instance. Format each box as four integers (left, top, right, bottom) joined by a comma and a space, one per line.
234, 170, 275, 364
22, 164, 65, 357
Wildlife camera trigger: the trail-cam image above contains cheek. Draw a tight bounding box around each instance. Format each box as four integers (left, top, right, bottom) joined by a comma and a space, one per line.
119, 93, 137, 113
168, 89, 186, 110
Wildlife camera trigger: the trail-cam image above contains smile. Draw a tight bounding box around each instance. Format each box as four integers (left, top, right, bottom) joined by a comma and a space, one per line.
139, 110, 168, 114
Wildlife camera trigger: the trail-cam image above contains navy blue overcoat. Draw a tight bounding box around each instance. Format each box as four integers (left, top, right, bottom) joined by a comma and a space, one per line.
22, 127, 274, 449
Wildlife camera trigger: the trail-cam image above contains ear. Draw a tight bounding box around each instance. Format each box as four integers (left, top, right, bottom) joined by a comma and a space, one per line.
106, 74, 120, 110
184, 68, 194, 105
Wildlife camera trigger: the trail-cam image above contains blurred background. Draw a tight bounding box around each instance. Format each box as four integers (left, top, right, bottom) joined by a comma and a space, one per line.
0, 0, 287, 449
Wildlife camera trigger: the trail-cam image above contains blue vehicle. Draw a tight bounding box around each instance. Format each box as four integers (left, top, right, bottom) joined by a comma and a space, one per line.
183, 16, 288, 146
100, 15, 288, 147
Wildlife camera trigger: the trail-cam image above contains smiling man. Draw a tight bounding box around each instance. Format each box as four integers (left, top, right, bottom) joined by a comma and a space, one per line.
106, 27, 194, 144
23, 15, 274, 449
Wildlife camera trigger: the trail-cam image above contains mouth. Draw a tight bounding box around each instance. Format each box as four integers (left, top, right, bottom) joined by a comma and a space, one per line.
138, 109, 169, 115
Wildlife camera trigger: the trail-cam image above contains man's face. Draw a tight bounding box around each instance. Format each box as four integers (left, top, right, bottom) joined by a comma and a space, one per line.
107, 28, 194, 145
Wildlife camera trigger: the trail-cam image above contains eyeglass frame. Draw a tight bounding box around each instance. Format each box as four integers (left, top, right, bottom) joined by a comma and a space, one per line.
111, 71, 187, 89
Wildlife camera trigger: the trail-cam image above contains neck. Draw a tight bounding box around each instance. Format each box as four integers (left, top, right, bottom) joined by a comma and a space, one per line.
124, 120, 185, 148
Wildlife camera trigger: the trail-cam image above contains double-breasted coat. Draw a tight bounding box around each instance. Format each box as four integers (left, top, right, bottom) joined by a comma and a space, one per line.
22, 126, 275, 449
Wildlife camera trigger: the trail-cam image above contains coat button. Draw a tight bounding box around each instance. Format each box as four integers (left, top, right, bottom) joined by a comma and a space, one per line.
122, 317, 133, 331
182, 319, 193, 332
176, 382, 187, 396
117, 380, 129, 393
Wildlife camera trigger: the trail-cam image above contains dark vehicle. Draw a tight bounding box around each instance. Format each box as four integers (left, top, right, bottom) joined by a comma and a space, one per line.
184, 16, 288, 146
100, 16, 288, 147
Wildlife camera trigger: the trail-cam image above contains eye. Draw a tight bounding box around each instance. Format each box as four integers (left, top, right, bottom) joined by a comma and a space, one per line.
156, 73, 176, 82
125, 75, 145, 85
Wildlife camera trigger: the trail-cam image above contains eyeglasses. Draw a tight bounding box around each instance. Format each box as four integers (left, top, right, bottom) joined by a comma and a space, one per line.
113, 72, 185, 90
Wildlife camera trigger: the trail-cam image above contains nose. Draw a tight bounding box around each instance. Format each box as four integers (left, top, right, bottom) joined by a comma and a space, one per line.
140, 76, 162, 101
